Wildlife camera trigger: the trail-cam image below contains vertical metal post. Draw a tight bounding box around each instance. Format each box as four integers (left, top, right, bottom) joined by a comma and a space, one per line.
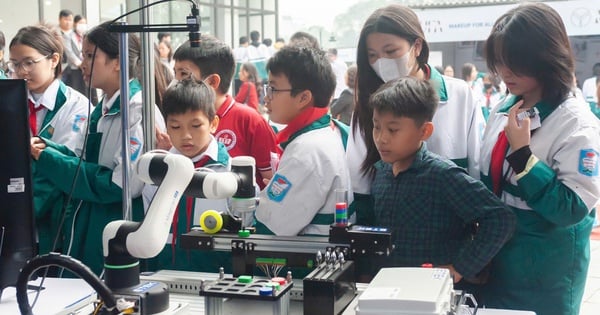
38, 0, 44, 24
118, 22, 133, 221
205, 296, 222, 315
140, 0, 156, 152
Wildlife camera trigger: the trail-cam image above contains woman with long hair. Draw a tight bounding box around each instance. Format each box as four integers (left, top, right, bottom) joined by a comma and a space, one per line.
347, 4, 484, 225
10, 24, 90, 257
235, 62, 261, 112
29, 22, 154, 275
480, 3, 600, 314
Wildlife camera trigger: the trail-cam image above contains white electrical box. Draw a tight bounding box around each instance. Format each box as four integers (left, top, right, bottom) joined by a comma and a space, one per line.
356, 267, 453, 315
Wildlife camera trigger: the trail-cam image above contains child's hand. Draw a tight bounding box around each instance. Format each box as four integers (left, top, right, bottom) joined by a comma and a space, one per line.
438, 264, 463, 283
504, 100, 531, 151
30, 137, 46, 160
262, 178, 271, 187
155, 127, 172, 151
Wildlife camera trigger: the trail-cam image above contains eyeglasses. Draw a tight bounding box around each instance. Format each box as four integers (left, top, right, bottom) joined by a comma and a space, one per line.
7, 55, 49, 73
263, 85, 298, 99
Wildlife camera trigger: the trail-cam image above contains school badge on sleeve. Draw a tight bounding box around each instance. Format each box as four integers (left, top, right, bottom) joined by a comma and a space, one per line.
579, 149, 599, 177
267, 174, 292, 202
129, 137, 142, 161
72, 114, 86, 132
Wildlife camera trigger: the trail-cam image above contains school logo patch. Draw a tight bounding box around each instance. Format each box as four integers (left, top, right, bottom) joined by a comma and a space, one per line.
267, 174, 292, 203
72, 114, 86, 132
130, 137, 142, 161
579, 149, 599, 177
215, 129, 237, 151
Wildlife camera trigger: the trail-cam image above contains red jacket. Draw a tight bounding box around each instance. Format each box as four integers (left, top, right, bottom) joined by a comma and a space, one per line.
234, 81, 259, 112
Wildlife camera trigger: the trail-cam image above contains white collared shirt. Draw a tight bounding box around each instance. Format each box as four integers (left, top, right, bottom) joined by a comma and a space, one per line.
28, 79, 61, 125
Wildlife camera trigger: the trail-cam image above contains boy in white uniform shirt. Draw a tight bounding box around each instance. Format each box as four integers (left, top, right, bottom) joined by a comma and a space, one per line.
255, 45, 352, 236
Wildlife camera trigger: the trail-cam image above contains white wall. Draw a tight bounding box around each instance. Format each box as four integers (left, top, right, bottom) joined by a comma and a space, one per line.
0, 0, 39, 48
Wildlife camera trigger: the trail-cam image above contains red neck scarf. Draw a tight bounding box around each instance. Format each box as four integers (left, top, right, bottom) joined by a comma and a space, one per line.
28, 100, 44, 135
490, 131, 509, 196
170, 155, 211, 262
275, 107, 329, 155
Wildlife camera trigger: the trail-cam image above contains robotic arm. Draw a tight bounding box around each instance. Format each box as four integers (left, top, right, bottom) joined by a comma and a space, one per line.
103, 152, 255, 261
100, 151, 255, 313
102, 153, 194, 260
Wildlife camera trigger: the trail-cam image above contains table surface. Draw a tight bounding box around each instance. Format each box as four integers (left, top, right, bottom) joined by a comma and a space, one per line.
0, 277, 96, 315
0, 277, 536, 315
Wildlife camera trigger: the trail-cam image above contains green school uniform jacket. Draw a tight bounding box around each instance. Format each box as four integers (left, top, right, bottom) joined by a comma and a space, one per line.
32, 81, 90, 256
480, 95, 600, 315
35, 80, 146, 275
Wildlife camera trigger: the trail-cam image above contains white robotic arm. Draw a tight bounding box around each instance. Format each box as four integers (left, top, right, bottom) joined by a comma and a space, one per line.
101, 152, 255, 291
102, 152, 194, 259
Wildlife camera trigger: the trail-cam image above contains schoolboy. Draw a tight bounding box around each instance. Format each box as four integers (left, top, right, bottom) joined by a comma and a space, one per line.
254, 45, 352, 236
366, 77, 515, 282
172, 35, 276, 189
142, 78, 231, 272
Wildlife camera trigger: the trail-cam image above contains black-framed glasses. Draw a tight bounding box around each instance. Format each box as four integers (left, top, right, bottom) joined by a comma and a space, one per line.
263, 84, 298, 99
7, 55, 50, 73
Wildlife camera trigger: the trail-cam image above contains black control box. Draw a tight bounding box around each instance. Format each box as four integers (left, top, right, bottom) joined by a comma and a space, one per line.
303, 261, 356, 315
329, 224, 392, 257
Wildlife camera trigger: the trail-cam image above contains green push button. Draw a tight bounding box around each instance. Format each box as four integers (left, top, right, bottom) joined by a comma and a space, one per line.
238, 275, 252, 283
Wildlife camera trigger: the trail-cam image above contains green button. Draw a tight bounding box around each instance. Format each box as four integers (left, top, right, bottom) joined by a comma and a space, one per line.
238, 229, 251, 237
238, 275, 252, 283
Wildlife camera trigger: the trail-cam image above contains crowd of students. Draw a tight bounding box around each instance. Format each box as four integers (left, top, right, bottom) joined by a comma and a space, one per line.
0, 2, 599, 315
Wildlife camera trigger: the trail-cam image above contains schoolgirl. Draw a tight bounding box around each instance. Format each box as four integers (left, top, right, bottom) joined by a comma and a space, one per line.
9, 24, 90, 256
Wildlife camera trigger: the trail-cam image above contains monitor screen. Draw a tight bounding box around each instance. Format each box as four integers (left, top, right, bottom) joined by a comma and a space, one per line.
0, 79, 37, 301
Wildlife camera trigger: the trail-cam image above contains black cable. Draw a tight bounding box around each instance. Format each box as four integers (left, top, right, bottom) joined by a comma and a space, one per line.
30, 42, 101, 311
55, 45, 98, 257
16, 253, 116, 315
42, 46, 98, 281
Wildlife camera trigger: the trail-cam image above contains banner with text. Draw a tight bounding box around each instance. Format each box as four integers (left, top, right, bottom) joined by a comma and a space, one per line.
415, 0, 600, 43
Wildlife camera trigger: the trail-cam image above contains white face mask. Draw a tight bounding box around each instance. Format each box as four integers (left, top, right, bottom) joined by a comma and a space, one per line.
75, 23, 88, 34
370, 48, 413, 83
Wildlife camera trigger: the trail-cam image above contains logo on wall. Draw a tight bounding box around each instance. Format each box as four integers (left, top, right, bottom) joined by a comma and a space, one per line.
571, 7, 592, 27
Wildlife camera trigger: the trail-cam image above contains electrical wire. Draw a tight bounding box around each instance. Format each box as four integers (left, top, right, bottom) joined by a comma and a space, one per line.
16, 253, 116, 315
0, 227, 5, 256
92, 300, 104, 315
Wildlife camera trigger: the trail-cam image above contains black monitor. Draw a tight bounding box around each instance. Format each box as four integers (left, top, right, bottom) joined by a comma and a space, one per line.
0, 79, 37, 301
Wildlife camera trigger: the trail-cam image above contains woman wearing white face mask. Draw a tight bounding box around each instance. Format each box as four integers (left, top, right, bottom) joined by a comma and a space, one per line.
347, 4, 485, 231
62, 14, 93, 100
